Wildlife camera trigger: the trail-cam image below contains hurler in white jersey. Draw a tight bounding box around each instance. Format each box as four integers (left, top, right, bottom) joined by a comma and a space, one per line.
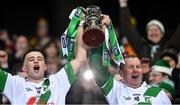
0, 63, 76, 104
90, 47, 171, 105
0, 26, 87, 105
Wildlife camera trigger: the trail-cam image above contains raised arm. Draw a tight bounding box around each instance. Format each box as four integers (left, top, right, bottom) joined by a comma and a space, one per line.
70, 26, 87, 74
89, 46, 110, 87
89, 15, 113, 87
119, 0, 146, 57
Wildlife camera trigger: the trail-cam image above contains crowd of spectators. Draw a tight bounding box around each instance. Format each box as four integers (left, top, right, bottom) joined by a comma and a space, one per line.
0, 0, 180, 104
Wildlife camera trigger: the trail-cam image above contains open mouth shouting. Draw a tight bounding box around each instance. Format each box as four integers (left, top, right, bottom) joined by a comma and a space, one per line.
34, 65, 40, 72
131, 74, 139, 79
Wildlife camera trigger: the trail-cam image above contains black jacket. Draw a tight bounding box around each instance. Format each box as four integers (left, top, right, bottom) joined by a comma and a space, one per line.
119, 7, 180, 64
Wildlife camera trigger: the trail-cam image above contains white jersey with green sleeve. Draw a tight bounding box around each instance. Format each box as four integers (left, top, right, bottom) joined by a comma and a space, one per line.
0, 63, 75, 105
101, 75, 172, 105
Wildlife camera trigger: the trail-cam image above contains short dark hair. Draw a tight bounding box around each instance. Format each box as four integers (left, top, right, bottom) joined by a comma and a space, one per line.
119, 55, 139, 70
160, 48, 178, 64
22, 49, 46, 63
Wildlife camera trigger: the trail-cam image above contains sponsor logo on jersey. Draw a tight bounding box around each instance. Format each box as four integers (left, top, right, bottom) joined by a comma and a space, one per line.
133, 94, 140, 101
123, 96, 131, 100
35, 87, 41, 94
134, 96, 140, 101
25, 88, 33, 91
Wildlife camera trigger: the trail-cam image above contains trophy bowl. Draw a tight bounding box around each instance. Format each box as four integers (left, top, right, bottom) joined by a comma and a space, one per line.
83, 28, 104, 48
83, 5, 105, 48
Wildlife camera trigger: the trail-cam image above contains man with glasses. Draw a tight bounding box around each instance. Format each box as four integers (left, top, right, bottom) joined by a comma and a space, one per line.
148, 60, 175, 101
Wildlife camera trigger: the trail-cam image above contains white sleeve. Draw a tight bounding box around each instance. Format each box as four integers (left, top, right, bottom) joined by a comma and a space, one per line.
49, 63, 76, 93
0, 70, 13, 100
104, 77, 119, 104
154, 90, 172, 105
0, 70, 21, 103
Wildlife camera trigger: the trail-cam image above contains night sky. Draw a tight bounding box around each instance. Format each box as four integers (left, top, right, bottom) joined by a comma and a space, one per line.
1, 0, 180, 38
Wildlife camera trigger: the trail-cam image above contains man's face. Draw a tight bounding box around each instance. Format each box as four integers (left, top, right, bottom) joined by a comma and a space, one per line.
142, 63, 150, 74
45, 43, 58, 57
0, 30, 8, 41
15, 36, 29, 51
46, 62, 59, 75
23, 51, 46, 82
123, 57, 143, 88
147, 25, 163, 44
148, 71, 165, 85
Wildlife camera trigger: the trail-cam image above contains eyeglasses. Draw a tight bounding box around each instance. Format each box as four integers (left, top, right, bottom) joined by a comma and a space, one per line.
149, 73, 162, 77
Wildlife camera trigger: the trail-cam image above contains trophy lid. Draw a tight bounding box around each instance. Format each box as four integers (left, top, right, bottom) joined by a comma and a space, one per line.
86, 5, 102, 15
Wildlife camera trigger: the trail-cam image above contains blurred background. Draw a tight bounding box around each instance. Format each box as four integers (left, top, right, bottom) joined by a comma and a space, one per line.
1, 0, 180, 38
1, 0, 180, 104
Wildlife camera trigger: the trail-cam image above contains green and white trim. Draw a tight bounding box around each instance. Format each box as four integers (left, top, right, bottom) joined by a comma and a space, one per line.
0, 68, 8, 92
101, 74, 113, 96
64, 63, 76, 85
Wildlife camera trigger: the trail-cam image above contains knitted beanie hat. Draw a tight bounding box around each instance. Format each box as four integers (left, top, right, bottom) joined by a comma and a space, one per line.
146, 19, 165, 34
152, 60, 172, 76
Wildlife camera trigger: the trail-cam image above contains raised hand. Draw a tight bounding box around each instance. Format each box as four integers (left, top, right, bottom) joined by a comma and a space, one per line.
119, 0, 128, 7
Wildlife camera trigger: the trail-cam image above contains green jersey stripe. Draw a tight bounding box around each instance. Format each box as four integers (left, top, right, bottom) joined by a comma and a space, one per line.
144, 86, 162, 97
0, 69, 8, 92
64, 63, 76, 85
37, 90, 51, 104
101, 74, 113, 96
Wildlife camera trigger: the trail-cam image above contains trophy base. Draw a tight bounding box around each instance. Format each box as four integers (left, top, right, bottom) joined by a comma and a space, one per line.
83, 29, 104, 48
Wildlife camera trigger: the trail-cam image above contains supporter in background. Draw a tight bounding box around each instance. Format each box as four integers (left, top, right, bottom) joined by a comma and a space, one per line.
30, 17, 50, 49
148, 60, 175, 101
0, 29, 14, 68
118, 0, 180, 64
141, 57, 151, 83
42, 39, 62, 77
160, 48, 180, 103
45, 58, 60, 77
0, 29, 14, 54
14, 35, 30, 64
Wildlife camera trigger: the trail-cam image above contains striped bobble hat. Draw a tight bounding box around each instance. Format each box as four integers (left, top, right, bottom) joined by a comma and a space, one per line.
152, 60, 172, 76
